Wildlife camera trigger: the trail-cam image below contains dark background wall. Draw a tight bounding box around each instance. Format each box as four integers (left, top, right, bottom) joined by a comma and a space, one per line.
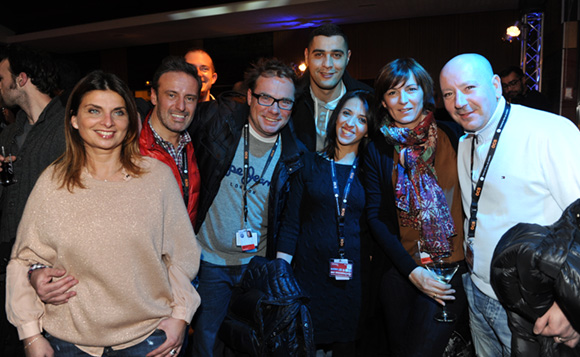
54, 4, 574, 119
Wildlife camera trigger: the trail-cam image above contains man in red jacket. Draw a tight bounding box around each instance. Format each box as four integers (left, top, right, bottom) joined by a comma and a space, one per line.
139, 56, 202, 225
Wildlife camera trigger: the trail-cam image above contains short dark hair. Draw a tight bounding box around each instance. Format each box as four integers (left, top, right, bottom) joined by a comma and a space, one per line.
374, 58, 435, 118
499, 65, 524, 79
323, 90, 377, 159
243, 57, 297, 92
307, 23, 349, 50
0, 44, 59, 96
151, 56, 201, 95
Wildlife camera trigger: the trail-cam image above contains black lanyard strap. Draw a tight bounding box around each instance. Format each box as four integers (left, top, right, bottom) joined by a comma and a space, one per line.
242, 123, 279, 224
467, 103, 511, 238
330, 157, 358, 258
179, 149, 189, 207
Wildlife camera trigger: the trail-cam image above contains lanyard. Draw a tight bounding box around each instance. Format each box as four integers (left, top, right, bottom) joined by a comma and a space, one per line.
467, 103, 511, 238
179, 149, 189, 207
330, 157, 358, 258
242, 123, 279, 224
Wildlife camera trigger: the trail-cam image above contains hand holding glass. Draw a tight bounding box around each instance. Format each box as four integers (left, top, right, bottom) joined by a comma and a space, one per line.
1, 146, 16, 186
425, 261, 459, 322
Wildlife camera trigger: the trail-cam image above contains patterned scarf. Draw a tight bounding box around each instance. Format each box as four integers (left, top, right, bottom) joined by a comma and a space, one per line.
379, 112, 456, 257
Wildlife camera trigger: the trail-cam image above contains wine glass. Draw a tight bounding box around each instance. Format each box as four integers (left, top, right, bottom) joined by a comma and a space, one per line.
425, 260, 459, 323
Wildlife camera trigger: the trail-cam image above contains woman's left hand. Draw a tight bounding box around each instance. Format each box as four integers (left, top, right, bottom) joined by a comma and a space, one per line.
146, 317, 187, 357
408, 266, 455, 306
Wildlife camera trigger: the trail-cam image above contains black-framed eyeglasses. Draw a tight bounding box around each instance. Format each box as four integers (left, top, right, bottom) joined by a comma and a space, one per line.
501, 78, 521, 89
251, 92, 294, 110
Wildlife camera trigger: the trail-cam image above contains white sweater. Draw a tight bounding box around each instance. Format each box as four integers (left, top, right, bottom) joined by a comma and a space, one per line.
458, 97, 580, 299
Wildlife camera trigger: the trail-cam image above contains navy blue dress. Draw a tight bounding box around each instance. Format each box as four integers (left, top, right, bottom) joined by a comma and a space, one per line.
277, 152, 368, 345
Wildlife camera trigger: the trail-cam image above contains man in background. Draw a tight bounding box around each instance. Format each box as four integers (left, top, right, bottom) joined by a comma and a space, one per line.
0, 43, 66, 357
292, 23, 371, 151
499, 65, 552, 112
185, 48, 218, 102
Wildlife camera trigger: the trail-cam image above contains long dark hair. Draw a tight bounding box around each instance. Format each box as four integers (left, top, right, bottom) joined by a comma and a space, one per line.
322, 90, 377, 159
53, 70, 144, 191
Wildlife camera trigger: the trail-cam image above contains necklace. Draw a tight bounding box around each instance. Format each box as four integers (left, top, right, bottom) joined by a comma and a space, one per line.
87, 166, 130, 182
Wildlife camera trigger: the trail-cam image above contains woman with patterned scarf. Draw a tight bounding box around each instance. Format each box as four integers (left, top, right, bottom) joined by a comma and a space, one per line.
363, 58, 469, 356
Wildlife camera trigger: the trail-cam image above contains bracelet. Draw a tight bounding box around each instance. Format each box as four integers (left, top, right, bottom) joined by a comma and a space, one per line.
28, 264, 48, 280
24, 336, 40, 350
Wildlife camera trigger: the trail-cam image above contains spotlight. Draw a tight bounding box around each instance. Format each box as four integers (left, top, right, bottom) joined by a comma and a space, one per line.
506, 25, 521, 37
503, 21, 521, 42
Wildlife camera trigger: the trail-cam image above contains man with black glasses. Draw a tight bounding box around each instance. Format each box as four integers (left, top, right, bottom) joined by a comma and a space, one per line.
499, 65, 552, 112
187, 58, 306, 356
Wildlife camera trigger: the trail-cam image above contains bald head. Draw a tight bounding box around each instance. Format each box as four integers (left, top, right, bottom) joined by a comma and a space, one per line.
441, 54, 495, 80
440, 53, 502, 132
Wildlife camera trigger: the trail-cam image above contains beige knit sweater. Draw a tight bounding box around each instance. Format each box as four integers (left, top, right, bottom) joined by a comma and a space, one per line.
6, 157, 201, 355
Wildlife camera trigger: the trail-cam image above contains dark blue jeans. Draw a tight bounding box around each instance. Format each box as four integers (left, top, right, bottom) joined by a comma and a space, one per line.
190, 261, 247, 357
46, 329, 166, 356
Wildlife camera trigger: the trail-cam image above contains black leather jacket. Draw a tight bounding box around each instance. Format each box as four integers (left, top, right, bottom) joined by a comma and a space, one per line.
189, 92, 306, 257
219, 256, 315, 356
491, 198, 580, 357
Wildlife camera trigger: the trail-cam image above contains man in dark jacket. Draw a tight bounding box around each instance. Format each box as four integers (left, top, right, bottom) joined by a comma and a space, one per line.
499, 65, 553, 113
0, 43, 65, 357
292, 23, 372, 151
187, 58, 305, 356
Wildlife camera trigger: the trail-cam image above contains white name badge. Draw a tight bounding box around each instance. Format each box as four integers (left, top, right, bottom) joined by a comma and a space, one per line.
329, 259, 353, 280
236, 229, 259, 252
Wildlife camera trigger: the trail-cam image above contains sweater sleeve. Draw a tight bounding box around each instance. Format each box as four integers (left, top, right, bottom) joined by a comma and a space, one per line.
363, 140, 418, 277
6, 261, 45, 339
157, 162, 201, 324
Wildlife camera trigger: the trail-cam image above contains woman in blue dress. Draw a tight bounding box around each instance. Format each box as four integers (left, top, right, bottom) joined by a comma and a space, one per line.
276, 90, 378, 356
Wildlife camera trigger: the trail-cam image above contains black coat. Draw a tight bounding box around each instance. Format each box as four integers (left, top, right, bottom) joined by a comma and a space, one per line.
491, 198, 580, 357
189, 92, 306, 259
219, 256, 315, 356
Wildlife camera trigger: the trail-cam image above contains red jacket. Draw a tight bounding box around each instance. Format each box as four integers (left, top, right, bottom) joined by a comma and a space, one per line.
139, 115, 200, 225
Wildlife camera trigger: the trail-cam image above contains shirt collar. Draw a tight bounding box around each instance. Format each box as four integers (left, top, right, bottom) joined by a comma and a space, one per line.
309, 81, 346, 110
148, 119, 191, 150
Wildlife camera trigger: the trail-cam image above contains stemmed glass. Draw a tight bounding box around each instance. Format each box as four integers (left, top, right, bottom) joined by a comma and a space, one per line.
425, 260, 459, 322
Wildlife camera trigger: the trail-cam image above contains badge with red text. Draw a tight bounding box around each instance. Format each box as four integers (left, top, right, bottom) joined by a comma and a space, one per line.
236, 229, 259, 252
418, 241, 434, 265
329, 259, 353, 280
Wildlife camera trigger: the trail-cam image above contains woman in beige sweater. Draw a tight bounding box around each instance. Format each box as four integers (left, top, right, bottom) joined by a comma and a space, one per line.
6, 70, 200, 357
